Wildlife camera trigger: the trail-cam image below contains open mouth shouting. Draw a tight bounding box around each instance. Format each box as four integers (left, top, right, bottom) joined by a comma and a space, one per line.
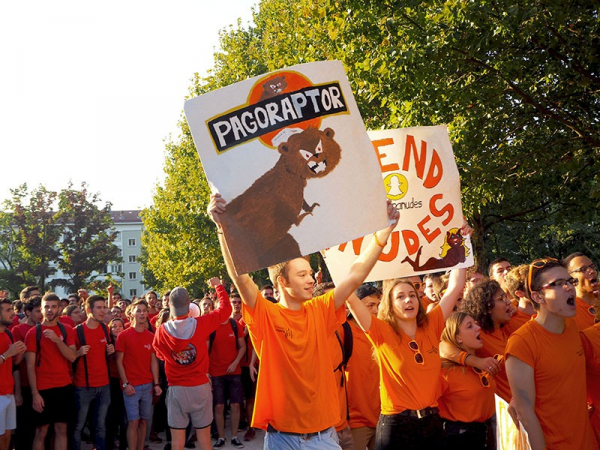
566, 295, 576, 307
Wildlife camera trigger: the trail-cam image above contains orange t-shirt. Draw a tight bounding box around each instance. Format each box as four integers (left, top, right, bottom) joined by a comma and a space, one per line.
242, 290, 345, 433
366, 307, 445, 415
438, 365, 496, 423
581, 323, 600, 444
329, 323, 349, 431
503, 309, 533, 336
345, 319, 380, 429
478, 326, 510, 402
575, 297, 596, 331
506, 318, 598, 450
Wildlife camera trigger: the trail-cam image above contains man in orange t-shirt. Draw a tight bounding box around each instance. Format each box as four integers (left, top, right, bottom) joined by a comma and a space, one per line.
208, 193, 399, 450
581, 321, 600, 444
506, 259, 598, 450
563, 252, 598, 330
345, 284, 381, 450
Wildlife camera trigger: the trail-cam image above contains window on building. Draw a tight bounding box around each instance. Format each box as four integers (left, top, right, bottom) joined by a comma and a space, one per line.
129, 272, 137, 280
128, 238, 136, 246
130, 289, 137, 297
129, 255, 136, 263
109, 264, 122, 273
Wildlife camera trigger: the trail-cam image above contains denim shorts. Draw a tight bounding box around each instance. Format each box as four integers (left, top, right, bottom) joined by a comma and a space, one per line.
122, 382, 152, 421
264, 425, 341, 450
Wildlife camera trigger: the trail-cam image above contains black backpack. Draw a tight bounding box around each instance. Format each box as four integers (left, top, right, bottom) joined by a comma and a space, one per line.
334, 321, 353, 421
208, 319, 240, 355
35, 322, 68, 367
74, 322, 112, 388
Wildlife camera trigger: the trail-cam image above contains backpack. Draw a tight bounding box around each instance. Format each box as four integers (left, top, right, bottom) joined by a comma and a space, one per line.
35, 322, 68, 367
334, 321, 353, 421
208, 319, 239, 355
74, 322, 112, 388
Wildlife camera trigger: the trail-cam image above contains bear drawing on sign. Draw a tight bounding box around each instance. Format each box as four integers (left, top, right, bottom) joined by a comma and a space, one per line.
401, 228, 468, 272
258, 76, 288, 101
220, 127, 342, 273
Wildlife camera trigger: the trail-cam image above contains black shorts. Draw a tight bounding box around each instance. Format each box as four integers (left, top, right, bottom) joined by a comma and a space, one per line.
241, 366, 256, 400
34, 385, 74, 427
212, 374, 244, 405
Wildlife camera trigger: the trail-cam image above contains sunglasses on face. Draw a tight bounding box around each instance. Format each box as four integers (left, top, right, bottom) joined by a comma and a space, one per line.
408, 340, 424, 365
539, 277, 578, 290
412, 282, 423, 290
527, 258, 559, 293
231, 301, 242, 305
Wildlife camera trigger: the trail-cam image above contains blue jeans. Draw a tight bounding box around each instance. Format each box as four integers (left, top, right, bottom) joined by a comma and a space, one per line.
73, 384, 111, 450
264, 426, 341, 450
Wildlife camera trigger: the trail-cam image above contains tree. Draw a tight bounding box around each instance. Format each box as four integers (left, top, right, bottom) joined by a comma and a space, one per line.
145, 0, 599, 281
140, 124, 228, 296
0, 185, 61, 295
52, 182, 121, 292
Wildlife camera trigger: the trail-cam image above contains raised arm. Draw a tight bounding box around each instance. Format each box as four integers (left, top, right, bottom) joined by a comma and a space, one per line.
346, 293, 373, 332
207, 193, 259, 308
333, 200, 399, 310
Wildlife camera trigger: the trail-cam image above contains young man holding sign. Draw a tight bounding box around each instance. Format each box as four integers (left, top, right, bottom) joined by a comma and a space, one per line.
208, 193, 399, 450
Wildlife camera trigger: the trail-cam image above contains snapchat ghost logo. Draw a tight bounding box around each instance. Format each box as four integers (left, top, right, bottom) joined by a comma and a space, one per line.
384, 173, 408, 200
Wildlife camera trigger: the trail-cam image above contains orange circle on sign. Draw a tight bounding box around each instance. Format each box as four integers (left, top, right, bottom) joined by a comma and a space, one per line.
248, 70, 322, 148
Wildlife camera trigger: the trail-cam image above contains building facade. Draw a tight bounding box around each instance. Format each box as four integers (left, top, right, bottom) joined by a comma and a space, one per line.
48, 210, 145, 299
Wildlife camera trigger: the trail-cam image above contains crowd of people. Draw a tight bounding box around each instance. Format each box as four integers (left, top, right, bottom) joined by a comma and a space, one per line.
0, 194, 596, 450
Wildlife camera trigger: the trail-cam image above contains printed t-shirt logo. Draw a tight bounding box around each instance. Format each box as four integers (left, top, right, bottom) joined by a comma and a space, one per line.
274, 326, 293, 339
171, 343, 197, 366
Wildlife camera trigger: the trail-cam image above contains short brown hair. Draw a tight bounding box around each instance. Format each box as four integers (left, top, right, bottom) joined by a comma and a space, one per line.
268, 256, 310, 289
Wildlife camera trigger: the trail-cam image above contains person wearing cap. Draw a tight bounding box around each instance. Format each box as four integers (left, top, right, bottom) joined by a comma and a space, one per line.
153, 280, 232, 450
506, 258, 597, 450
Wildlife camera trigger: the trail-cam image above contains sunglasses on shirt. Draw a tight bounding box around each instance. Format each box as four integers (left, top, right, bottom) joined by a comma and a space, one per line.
408, 340, 424, 365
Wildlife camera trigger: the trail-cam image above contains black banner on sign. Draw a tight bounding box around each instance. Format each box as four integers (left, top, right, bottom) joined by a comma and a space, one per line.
207, 82, 348, 152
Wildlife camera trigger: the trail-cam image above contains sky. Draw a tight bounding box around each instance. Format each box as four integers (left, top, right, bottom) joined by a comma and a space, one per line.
0, 0, 257, 211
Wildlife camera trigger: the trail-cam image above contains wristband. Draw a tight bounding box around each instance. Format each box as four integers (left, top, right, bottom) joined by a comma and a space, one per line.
373, 232, 386, 248
0, 354, 5, 363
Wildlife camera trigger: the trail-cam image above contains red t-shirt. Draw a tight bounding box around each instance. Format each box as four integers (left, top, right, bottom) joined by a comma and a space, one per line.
73, 323, 110, 388
153, 285, 232, 387
115, 327, 155, 386
209, 320, 243, 377
0, 332, 14, 395
12, 323, 33, 388
59, 316, 75, 328
25, 323, 75, 391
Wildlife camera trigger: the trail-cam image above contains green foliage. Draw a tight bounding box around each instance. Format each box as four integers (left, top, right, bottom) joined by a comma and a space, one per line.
0, 185, 61, 295
52, 182, 121, 292
140, 123, 227, 296
144, 0, 599, 282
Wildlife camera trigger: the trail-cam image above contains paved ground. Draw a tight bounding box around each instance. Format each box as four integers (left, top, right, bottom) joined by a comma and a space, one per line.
83, 426, 265, 449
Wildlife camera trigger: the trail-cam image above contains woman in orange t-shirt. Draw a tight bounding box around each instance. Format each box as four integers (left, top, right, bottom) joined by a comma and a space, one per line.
441, 279, 513, 401
346, 263, 467, 450
439, 312, 497, 449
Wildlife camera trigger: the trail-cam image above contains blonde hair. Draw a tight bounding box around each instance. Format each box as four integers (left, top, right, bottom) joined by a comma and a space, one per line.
440, 312, 471, 370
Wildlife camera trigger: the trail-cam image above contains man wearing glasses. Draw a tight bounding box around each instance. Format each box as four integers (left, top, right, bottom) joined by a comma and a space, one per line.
563, 252, 598, 330
506, 258, 597, 450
